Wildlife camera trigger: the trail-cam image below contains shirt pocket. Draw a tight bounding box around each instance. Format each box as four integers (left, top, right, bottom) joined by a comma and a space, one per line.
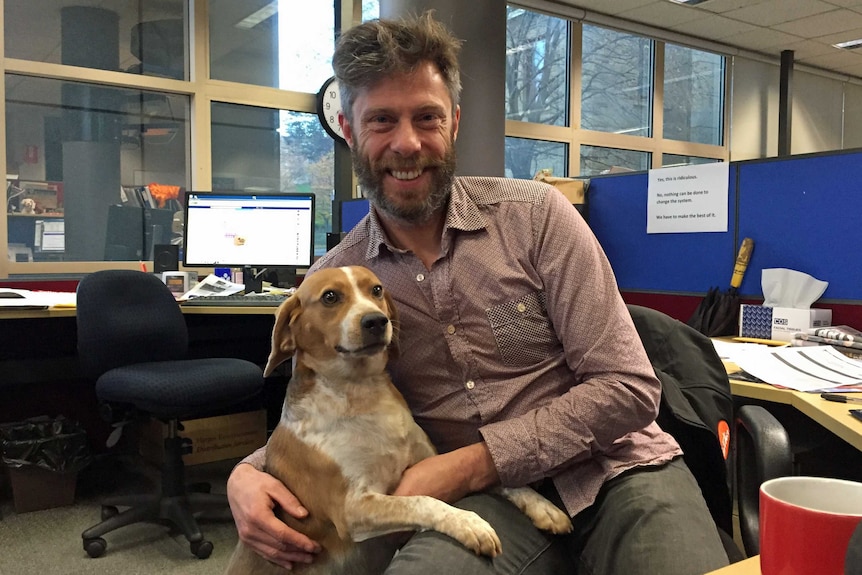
485, 291, 557, 366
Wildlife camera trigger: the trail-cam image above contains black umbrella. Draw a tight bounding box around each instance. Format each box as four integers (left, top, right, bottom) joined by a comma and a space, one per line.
687, 238, 754, 337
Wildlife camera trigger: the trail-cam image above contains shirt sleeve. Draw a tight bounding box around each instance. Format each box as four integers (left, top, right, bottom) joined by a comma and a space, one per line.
238, 445, 267, 471
478, 185, 663, 487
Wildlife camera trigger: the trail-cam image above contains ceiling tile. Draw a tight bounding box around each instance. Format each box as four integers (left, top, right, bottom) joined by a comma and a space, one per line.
773, 9, 862, 37
559, 0, 657, 16
816, 26, 862, 44
799, 49, 862, 68
694, 0, 772, 14
617, 2, 706, 27
721, 27, 803, 52
779, 38, 845, 60
724, 0, 838, 27
669, 14, 758, 40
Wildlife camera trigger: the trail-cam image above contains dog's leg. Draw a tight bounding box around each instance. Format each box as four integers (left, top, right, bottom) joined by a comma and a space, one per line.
346, 493, 502, 557
494, 487, 573, 534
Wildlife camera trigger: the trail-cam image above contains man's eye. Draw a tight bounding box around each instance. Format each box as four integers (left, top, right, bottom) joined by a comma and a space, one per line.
321, 290, 340, 305
371, 285, 383, 299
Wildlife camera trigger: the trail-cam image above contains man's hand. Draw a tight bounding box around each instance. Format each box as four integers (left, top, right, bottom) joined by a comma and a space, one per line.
392, 442, 500, 502
226, 463, 321, 569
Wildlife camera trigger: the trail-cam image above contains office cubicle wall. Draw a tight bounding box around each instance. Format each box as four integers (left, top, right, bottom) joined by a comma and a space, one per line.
735, 150, 862, 301
588, 149, 862, 302
589, 167, 738, 295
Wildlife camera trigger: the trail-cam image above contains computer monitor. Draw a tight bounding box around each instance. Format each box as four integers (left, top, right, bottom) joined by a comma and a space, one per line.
182, 191, 315, 270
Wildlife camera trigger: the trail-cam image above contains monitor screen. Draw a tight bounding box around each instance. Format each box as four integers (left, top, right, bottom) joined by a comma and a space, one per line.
182, 191, 315, 268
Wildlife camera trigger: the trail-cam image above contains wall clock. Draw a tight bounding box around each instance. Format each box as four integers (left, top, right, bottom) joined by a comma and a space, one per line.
316, 76, 346, 143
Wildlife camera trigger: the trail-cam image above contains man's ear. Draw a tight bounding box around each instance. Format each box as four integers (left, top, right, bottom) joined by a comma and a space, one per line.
339, 112, 354, 148
264, 295, 300, 377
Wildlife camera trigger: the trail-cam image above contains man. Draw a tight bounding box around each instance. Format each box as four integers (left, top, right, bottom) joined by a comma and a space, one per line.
227, 12, 729, 574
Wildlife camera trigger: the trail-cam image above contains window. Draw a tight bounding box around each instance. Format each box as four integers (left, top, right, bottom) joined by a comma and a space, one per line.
664, 44, 724, 145
211, 103, 334, 256
580, 146, 650, 176
505, 8, 569, 127
504, 137, 567, 179
581, 25, 653, 137
504, 5, 727, 179
2, 1, 358, 275
6, 74, 189, 262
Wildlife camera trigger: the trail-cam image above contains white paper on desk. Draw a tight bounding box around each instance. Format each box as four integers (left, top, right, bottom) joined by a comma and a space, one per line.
0, 288, 75, 308
181, 274, 244, 300
733, 346, 862, 392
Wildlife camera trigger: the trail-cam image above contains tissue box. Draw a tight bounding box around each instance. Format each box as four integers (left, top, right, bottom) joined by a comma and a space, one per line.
740, 304, 832, 342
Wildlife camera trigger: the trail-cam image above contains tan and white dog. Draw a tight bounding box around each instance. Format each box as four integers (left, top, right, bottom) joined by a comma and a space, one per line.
225, 265, 572, 575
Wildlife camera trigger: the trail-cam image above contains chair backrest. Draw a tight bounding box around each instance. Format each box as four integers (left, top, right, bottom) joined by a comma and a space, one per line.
76, 269, 188, 378
627, 304, 734, 537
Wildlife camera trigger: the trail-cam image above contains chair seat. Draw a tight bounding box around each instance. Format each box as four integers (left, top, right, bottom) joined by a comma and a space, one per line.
96, 357, 263, 419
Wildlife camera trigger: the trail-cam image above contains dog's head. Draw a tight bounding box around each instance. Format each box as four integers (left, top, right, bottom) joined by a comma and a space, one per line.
264, 266, 399, 379
20, 198, 35, 213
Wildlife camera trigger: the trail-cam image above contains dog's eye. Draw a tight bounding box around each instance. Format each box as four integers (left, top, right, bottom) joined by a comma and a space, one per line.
321, 290, 340, 305
371, 285, 383, 299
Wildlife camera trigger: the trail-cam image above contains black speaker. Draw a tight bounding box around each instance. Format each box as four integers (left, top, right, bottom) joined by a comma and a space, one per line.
153, 244, 179, 273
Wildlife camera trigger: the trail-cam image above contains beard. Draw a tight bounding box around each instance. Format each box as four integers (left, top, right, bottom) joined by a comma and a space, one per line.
352, 142, 457, 225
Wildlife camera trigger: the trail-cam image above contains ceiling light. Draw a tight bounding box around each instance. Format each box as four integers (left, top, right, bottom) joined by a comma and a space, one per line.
667, 0, 711, 5
235, 2, 278, 30
833, 38, 862, 50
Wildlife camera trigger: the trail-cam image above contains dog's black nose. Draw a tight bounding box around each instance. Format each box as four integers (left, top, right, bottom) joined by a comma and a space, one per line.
361, 312, 389, 338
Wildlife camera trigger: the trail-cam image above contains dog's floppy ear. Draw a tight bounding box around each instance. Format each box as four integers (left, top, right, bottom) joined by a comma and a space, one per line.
264, 294, 301, 377
384, 290, 401, 361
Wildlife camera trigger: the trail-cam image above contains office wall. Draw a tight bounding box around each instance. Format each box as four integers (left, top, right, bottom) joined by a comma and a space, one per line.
730, 56, 850, 161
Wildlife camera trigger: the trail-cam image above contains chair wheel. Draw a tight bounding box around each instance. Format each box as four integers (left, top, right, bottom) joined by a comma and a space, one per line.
101, 505, 119, 521
191, 539, 213, 559
84, 537, 107, 558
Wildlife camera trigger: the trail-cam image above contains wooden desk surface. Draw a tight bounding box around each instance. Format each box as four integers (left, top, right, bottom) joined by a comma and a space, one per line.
0, 304, 278, 319
706, 556, 760, 575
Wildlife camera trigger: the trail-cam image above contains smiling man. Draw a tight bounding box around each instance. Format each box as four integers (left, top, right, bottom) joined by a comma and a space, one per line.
226, 12, 729, 575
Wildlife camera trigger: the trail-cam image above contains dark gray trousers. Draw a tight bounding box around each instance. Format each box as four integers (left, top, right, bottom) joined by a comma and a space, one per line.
383, 458, 730, 575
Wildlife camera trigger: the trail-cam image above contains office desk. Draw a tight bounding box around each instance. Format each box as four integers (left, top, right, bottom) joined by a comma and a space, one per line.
729, 376, 862, 453
0, 304, 284, 451
706, 556, 759, 574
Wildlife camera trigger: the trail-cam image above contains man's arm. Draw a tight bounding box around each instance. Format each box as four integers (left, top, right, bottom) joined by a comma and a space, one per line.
392, 442, 499, 501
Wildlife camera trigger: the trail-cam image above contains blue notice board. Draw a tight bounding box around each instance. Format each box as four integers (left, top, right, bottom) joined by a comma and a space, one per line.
588, 167, 739, 294
735, 150, 862, 301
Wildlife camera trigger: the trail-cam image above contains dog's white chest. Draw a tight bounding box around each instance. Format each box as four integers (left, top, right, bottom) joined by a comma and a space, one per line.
283, 381, 432, 493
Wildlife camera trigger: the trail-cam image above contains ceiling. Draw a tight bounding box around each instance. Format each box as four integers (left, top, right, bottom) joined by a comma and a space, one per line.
549, 0, 862, 81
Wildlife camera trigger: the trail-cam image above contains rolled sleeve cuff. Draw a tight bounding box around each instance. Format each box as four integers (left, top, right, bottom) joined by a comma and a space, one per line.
479, 418, 542, 487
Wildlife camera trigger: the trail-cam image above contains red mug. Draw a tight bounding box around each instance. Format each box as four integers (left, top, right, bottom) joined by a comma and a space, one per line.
760, 476, 862, 575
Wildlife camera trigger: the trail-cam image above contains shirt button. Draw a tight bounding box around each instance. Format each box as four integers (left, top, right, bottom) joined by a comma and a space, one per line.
517, 303, 526, 312
465, 380, 475, 390
447, 325, 456, 335
416, 273, 425, 282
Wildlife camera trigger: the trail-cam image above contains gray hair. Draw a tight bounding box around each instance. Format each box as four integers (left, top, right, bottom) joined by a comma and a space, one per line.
332, 11, 463, 124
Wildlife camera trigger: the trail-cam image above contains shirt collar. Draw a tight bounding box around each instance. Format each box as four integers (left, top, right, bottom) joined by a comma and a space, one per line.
363, 178, 487, 261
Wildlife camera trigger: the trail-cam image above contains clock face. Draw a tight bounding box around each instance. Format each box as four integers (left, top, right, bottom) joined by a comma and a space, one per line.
316, 76, 346, 143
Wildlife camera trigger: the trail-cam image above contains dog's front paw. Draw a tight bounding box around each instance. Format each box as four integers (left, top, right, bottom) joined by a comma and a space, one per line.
438, 509, 502, 557
524, 499, 573, 534
496, 486, 573, 534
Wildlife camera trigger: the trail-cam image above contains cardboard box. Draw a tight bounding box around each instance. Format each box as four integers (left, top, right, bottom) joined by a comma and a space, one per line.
7, 466, 77, 513
140, 409, 267, 467
740, 304, 832, 342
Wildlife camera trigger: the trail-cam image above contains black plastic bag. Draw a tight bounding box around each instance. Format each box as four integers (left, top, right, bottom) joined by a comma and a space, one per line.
0, 415, 92, 473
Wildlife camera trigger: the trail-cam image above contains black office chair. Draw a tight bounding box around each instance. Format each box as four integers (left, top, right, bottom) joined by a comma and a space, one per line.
628, 304, 792, 560
76, 269, 264, 559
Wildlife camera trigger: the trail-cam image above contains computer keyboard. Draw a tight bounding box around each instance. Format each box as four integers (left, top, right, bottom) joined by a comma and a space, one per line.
181, 293, 290, 307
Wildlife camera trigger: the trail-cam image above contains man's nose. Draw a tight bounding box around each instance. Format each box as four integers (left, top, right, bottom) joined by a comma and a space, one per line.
389, 121, 422, 155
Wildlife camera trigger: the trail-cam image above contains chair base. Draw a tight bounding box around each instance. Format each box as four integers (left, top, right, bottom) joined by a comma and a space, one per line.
81, 490, 227, 559
82, 428, 230, 559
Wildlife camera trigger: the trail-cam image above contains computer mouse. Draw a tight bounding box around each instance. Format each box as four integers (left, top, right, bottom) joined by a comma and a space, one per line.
0, 291, 25, 299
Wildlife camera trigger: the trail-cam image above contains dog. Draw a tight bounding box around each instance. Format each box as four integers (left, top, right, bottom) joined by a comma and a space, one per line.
19, 197, 36, 214
225, 265, 572, 574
